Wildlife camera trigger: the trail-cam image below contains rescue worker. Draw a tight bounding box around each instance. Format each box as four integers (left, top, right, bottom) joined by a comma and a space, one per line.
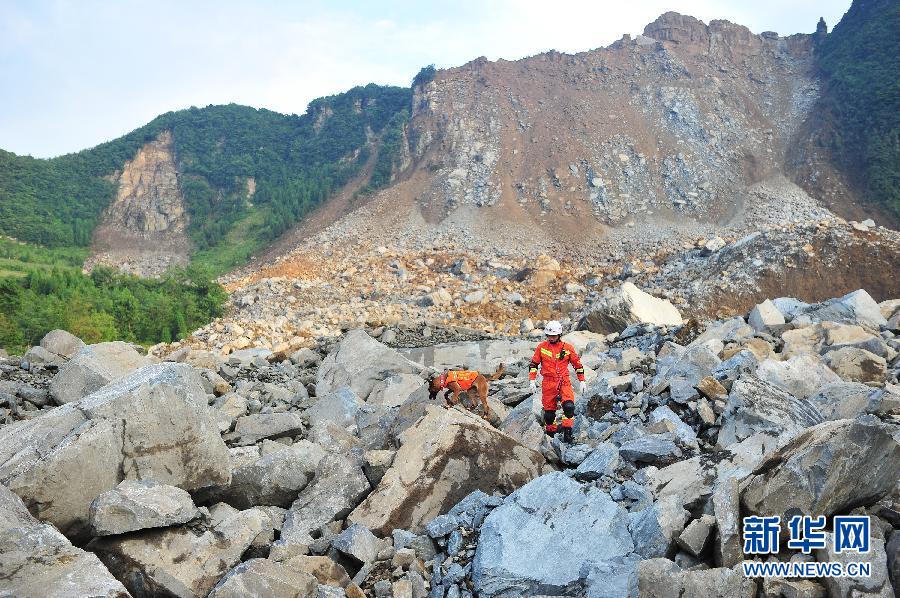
528, 320, 586, 443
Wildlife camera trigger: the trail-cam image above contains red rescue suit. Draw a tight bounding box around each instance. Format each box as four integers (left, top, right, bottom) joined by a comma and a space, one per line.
529, 339, 585, 434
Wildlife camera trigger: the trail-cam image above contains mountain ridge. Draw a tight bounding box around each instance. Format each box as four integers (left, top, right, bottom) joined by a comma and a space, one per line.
0, 6, 897, 281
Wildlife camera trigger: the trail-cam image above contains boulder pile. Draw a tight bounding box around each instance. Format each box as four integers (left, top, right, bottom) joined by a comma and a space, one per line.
0, 286, 898, 596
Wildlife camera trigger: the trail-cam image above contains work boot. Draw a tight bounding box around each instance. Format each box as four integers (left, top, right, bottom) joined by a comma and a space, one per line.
562, 426, 574, 444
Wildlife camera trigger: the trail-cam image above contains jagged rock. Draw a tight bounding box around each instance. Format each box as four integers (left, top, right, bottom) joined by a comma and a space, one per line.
574, 442, 620, 480
637, 558, 682, 598
823, 346, 887, 385
651, 340, 721, 397
580, 282, 682, 334
755, 354, 841, 399
887, 531, 900, 597
208, 559, 318, 598
0, 363, 230, 540
306, 388, 364, 429
637, 557, 756, 598
332, 523, 380, 564
365, 374, 423, 408
619, 434, 681, 464
316, 330, 422, 401
277, 556, 355, 590
348, 406, 547, 535
676, 514, 715, 557
679, 565, 756, 597
803, 289, 888, 330
290, 348, 322, 368
472, 472, 635, 596
696, 376, 728, 401
742, 419, 900, 519
39, 329, 86, 359
814, 527, 893, 597
307, 420, 362, 454
49, 341, 152, 404
218, 440, 325, 509
716, 376, 823, 449
712, 477, 742, 567
762, 579, 826, 598
224, 412, 306, 445
22, 345, 67, 368
362, 449, 395, 487
808, 382, 884, 420
92, 507, 269, 598
648, 406, 697, 446
560, 442, 593, 465
499, 400, 559, 463
748, 299, 785, 332
0, 485, 129, 598
628, 494, 689, 558
279, 454, 370, 547
824, 323, 890, 358
89, 479, 199, 536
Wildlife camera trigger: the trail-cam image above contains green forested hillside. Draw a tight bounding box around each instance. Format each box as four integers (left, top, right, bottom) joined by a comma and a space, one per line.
0, 236, 227, 354
817, 0, 900, 217
0, 84, 412, 261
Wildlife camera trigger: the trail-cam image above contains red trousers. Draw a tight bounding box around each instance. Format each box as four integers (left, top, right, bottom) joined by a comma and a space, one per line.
542, 378, 574, 430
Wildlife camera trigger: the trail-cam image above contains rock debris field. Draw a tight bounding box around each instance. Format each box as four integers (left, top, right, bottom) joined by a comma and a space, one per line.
1, 282, 899, 597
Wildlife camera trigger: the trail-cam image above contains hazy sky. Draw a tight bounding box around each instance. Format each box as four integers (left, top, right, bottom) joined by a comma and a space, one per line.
1, 0, 851, 158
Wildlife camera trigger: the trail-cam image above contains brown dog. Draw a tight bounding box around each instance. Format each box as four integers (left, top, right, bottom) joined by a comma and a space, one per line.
427, 365, 505, 418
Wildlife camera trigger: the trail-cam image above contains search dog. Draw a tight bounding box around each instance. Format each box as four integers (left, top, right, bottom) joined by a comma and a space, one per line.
426, 365, 504, 418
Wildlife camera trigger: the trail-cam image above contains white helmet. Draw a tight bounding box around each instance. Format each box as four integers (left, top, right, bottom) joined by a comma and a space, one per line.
544, 320, 563, 336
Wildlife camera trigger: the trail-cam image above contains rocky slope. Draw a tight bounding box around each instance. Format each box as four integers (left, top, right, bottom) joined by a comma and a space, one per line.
1, 289, 899, 597
84, 130, 191, 276
253, 10, 890, 268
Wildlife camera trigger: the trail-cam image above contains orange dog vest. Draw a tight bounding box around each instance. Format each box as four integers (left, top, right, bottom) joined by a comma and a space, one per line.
443, 370, 479, 391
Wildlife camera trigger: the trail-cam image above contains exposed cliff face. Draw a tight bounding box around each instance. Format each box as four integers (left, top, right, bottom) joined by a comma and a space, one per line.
107, 130, 186, 236
400, 11, 826, 233
85, 131, 190, 277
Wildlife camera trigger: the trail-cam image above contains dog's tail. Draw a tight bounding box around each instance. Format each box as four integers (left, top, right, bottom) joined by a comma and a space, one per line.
488, 364, 505, 381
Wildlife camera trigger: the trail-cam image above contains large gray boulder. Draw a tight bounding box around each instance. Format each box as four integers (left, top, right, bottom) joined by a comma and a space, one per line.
741, 419, 900, 519
0, 363, 231, 540
0, 485, 128, 598
224, 412, 306, 446
91, 507, 269, 598
748, 299, 785, 332
650, 340, 721, 401
331, 522, 380, 564
637, 559, 756, 598
348, 406, 548, 535
208, 559, 318, 598
808, 382, 885, 420
90, 479, 200, 536
815, 528, 894, 598
802, 289, 888, 329
579, 282, 682, 334
279, 453, 370, 547
49, 341, 151, 404
716, 376, 823, 449
22, 345, 67, 368
628, 494, 689, 558
39, 329, 86, 359
316, 330, 423, 401
219, 441, 326, 509
472, 472, 635, 597
305, 387, 364, 429
824, 346, 888, 385
755, 354, 841, 399
575, 442, 620, 480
